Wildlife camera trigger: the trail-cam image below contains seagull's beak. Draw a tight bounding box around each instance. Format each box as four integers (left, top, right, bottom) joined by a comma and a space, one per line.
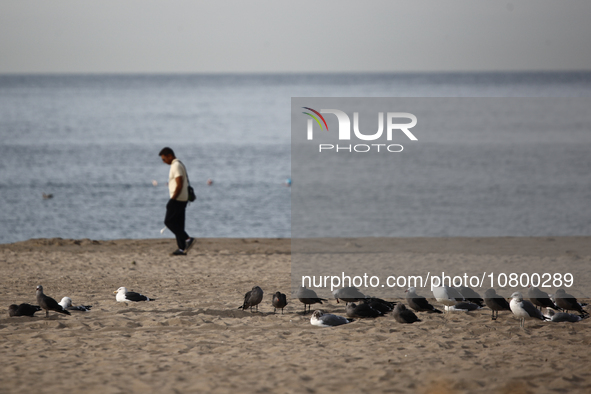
113, 290, 118, 294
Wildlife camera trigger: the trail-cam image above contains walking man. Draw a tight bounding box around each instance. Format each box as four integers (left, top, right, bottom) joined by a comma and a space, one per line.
159, 147, 195, 255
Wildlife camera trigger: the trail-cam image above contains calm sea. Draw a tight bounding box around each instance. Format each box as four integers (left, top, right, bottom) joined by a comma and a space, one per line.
1, 73, 590, 243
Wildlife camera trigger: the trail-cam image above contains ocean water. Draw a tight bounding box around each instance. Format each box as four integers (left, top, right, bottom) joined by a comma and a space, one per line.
1, 73, 591, 243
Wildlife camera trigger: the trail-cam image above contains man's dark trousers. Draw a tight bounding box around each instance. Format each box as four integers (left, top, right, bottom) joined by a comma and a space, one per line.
164, 199, 189, 250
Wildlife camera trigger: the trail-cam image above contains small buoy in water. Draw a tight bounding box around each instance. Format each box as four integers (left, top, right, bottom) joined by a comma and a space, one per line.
284, 178, 292, 187
152, 180, 158, 186
207, 179, 213, 186
42, 193, 53, 199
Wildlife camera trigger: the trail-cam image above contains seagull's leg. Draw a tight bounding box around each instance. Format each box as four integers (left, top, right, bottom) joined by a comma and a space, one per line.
273, 307, 276, 314
45, 310, 49, 318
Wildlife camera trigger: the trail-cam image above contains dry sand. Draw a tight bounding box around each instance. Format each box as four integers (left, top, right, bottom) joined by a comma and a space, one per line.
1, 237, 590, 394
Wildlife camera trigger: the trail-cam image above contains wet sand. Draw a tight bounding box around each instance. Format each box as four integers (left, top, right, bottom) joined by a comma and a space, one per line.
1, 237, 590, 394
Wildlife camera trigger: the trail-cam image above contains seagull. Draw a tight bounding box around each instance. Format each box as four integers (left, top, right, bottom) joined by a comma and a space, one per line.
510, 292, 548, 328
238, 286, 264, 312
527, 286, 558, 311
361, 297, 396, 314
553, 289, 588, 316
114, 287, 154, 302
332, 286, 366, 304
310, 310, 352, 327
544, 309, 586, 323
58, 297, 92, 312
483, 289, 511, 320
345, 302, 382, 318
392, 303, 421, 324
296, 286, 327, 314
406, 287, 442, 314
455, 286, 484, 307
433, 281, 464, 312
36, 285, 71, 317
8, 303, 42, 317
272, 291, 288, 314
447, 302, 481, 312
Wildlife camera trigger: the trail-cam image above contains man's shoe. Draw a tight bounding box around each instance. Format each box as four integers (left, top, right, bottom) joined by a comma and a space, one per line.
171, 249, 186, 256
185, 238, 195, 253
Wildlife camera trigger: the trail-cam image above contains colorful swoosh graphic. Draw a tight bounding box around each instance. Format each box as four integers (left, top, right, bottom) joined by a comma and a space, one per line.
302, 107, 329, 131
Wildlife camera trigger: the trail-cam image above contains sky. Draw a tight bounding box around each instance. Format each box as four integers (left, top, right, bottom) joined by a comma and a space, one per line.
0, 0, 590, 74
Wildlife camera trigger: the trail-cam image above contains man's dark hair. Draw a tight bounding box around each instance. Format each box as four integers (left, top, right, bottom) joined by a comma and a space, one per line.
159, 147, 175, 157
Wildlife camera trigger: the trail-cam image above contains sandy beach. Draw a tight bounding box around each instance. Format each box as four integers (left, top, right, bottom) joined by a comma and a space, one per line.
1, 237, 591, 394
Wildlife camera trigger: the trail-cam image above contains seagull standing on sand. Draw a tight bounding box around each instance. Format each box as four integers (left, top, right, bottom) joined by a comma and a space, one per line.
510, 292, 548, 328
392, 303, 421, 324
553, 289, 588, 316
36, 285, 71, 317
406, 287, 442, 314
58, 297, 92, 312
296, 286, 327, 314
527, 286, 558, 311
238, 286, 264, 312
272, 291, 287, 314
483, 289, 511, 320
310, 310, 352, 327
114, 287, 154, 302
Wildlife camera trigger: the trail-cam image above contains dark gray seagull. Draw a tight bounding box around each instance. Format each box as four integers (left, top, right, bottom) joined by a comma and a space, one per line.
272, 291, 288, 314
114, 287, 154, 302
238, 286, 264, 312
345, 302, 382, 318
455, 286, 484, 307
332, 286, 366, 304
553, 288, 588, 316
36, 285, 71, 317
392, 303, 421, 324
406, 287, 442, 314
527, 285, 558, 311
310, 310, 352, 327
296, 286, 327, 314
483, 288, 511, 320
8, 303, 41, 317
510, 292, 548, 328
448, 302, 481, 312
362, 297, 396, 314
58, 297, 92, 312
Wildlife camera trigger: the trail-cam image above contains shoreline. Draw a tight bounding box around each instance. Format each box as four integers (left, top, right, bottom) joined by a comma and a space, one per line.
3, 235, 591, 256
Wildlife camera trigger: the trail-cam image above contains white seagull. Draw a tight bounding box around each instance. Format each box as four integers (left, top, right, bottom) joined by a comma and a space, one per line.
509, 292, 548, 328
58, 297, 92, 312
114, 287, 154, 302
310, 310, 352, 327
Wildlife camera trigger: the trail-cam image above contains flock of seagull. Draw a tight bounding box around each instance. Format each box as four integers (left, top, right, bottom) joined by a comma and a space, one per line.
7, 283, 588, 331
237, 283, 589, 329
7, 286, 153, 318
